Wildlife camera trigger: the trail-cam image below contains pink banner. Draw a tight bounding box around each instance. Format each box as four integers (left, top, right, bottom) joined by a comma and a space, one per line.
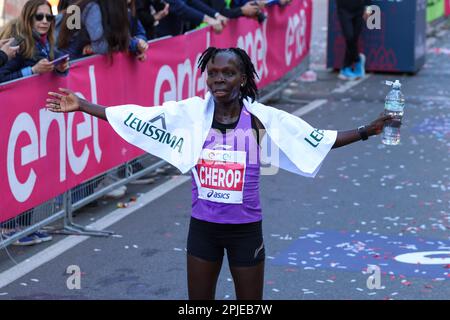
446, 0, 450, 15
0, 1, 311, 222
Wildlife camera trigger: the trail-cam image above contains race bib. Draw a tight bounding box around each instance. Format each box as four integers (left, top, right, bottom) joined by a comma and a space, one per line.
192, 148, 246, 204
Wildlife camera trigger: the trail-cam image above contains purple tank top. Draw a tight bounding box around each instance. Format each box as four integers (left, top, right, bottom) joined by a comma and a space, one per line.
191, 106, 262, 224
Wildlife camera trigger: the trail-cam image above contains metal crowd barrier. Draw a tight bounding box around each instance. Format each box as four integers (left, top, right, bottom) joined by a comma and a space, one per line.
0, 55, 309, 248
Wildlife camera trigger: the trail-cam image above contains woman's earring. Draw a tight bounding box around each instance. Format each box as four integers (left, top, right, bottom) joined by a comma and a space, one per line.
241, 83, 244, 87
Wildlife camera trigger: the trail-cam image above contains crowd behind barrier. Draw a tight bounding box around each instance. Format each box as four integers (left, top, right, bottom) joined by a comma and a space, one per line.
0, 1, 311, 245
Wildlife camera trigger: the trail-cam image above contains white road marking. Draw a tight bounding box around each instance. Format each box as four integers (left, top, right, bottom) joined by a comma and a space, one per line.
332, 74, 371, 94
293, 99, 328, 117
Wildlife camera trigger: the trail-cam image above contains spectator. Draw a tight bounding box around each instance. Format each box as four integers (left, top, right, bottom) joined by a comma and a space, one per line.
0, 38, 20, 67
336, 0, 371, 80
154, 0, 225, 37
128, 0, 149, 61
0, 0, 69, 83
57, 0, 134, 60
136, 0, 170, 40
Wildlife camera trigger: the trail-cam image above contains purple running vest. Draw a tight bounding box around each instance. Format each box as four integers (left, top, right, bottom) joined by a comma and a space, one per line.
191, 106, 262, 224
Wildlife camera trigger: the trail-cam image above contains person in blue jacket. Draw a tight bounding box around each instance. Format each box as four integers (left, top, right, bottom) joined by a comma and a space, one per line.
0, 0, 69, 83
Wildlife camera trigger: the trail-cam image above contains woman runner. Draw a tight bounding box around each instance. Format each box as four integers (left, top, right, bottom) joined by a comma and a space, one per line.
46, 47, 391, 300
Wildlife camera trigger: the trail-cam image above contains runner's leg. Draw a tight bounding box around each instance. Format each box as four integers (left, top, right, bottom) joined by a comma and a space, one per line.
187, 254, 223, 300
230, 261, 265, 300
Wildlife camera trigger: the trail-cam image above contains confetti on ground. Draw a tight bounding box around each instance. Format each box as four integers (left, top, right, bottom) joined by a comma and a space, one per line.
30, 279, 39, 283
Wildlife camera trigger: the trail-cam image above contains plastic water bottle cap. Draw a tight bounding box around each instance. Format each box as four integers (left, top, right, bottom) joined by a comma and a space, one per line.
385, 80, 402, 88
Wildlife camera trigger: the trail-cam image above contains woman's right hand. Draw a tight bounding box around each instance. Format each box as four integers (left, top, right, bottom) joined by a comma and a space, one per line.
31, 58, 54, 74
46, 88, 81, 113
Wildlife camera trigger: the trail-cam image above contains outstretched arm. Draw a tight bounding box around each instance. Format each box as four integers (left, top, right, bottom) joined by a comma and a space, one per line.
332, 114, 392, 149
47, 88, 108, 121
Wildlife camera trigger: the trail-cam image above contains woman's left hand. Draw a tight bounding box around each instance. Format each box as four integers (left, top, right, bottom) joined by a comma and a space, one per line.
367, 113, 394, 136
55, 58, 70, 73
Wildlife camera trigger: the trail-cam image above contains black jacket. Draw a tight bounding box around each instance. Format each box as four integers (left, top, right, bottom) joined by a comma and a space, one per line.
0, 50, 8, 68
136, 0, 166, 39
204, 0, 242, 19
155, 0, 217, 37
336, 0, 371, 11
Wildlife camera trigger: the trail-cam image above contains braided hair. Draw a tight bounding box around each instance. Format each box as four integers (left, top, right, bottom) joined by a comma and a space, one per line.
197, 47, 259, 102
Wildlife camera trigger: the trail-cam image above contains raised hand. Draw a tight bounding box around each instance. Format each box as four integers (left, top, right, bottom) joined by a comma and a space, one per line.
55, 58, 70, 73
46, 88, 81, 113
367, 113, 394, 136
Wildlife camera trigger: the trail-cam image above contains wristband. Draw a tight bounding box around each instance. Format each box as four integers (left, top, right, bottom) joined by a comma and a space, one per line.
358, 126, 369, 141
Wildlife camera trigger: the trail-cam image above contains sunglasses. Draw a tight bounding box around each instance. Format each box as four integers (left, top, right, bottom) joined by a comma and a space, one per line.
34, 13, 54, 22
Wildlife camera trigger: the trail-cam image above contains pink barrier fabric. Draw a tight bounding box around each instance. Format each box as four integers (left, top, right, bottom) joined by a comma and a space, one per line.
0, 1, 311, 222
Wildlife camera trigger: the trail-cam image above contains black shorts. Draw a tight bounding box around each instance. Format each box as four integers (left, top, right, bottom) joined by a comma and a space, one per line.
187, 217, 265, 267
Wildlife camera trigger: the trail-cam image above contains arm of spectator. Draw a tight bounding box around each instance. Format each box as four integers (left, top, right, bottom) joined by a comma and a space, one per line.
203, 15, 224, 34
240, 1, 262, 18
136, 0, 156, 28
84, 2, 109, 55
0, 55, 27, 83
0, 56, 54, 83
189, 0, 221, 21
129, 37, 148, 55
153, 2, 170, 23
163, 0, 207, 26
208, 0, 242, 19
134, 18, 149, 42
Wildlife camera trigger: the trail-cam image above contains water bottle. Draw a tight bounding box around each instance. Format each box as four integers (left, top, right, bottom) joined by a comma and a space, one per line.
382, 80, 405, 145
